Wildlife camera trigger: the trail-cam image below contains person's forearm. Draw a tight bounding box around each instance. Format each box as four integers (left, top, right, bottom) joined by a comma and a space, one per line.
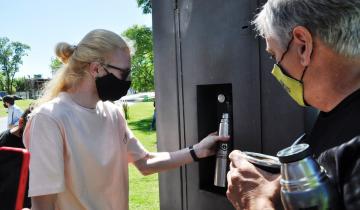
135, 147, 195, 175
31, 194, 57, 210
134, 134, 227, 175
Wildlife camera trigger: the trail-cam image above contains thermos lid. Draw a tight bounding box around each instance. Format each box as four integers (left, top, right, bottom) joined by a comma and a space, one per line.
277, 144, 312, 163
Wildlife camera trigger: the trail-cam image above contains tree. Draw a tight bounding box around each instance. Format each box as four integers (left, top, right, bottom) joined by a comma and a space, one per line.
136, 0, 152, 14
122, 25, 154, 92
0, 74, 6, 91
0, 37, 30, 94
50, 57, 63, 74
13, 77, 27, 92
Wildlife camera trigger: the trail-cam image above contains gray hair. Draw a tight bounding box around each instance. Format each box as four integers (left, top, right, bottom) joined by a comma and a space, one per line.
253, 0, 360, 58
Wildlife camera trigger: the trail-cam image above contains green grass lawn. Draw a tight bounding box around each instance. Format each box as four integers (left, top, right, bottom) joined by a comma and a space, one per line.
127, 102, 159, 210
0, 99, 34, 117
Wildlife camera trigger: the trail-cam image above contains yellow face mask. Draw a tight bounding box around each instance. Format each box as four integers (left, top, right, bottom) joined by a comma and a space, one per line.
271, 64, 307, 107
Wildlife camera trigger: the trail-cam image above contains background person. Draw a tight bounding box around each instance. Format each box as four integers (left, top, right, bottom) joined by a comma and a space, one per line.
150, 100, 156, 130
23, 29, 229, 210
226, 0, 360, 209
0, 107, 33, 209
3, 95, 23, 129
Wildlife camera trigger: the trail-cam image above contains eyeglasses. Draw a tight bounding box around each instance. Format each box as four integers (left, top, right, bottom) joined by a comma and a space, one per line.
102, 63, 131, 80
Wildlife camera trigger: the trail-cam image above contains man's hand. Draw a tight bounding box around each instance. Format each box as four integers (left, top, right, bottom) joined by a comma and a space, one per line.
226, 150, 281, 210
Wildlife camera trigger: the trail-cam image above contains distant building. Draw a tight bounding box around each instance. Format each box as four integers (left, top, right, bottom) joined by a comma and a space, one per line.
16, 76, 50, 99
28, 78, 49, 99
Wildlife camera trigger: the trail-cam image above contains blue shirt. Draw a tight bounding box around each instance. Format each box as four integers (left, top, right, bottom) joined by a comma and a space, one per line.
7, 105, 23, 127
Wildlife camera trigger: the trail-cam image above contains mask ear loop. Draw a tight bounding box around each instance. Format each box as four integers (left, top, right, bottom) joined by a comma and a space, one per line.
101, 64, 111, 74
276, 36, 295, 79
299, 41, 314, 106
87, 62, 106, 78
278, 36, 294, 64
300, 41, 314, 82
300, 66, 308, 82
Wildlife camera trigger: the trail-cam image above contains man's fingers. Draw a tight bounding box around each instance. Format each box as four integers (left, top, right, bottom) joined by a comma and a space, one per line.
229, 150, 251, 168
227, 169, 245, 210
227, 170, 233, 188
230, 161, 235, 170
229, 150, 242, 160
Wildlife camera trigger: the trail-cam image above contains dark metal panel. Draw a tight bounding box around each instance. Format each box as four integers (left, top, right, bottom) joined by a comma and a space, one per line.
178, 0, 261, 209
179, 0, 262, 149
152, 1, 184, 210
153, 0, 318, 209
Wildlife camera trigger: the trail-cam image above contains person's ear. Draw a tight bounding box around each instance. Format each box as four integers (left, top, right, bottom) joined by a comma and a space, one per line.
89, 62, 101, 78
292, 26, 313, 67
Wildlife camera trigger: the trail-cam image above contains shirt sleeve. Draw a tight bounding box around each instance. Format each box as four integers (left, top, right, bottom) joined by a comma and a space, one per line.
125, 124, 148, 163
23, 113, 65, 197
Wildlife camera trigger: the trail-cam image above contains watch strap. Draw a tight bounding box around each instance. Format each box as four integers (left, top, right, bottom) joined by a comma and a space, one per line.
189, 145, 200, 162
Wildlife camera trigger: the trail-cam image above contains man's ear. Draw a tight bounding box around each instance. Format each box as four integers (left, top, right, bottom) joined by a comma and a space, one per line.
89, 62, 100, 78
292, 26, 313, 67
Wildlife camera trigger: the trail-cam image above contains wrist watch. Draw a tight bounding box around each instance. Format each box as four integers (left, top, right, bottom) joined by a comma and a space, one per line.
189, 145, 200, 161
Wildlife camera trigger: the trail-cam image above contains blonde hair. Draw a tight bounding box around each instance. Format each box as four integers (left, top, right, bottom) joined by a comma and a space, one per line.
35, 29, 129, 107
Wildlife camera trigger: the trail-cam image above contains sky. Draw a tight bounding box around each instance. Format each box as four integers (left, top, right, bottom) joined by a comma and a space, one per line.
0, 0, 152, 79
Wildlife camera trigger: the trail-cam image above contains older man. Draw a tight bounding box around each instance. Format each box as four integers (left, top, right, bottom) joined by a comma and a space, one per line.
227, 0, 360, 210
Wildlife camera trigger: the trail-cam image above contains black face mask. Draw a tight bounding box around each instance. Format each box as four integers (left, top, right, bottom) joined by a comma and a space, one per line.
95, 73, 131, 101
3, 103, 8, 108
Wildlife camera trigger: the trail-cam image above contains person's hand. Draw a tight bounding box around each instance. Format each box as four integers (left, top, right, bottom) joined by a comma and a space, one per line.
226, 150, 281, 210
193, 132, 229, 158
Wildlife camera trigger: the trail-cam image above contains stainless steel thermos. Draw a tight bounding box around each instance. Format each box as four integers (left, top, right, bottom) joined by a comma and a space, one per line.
214, 113, 230, 187
277, 144, 339, 210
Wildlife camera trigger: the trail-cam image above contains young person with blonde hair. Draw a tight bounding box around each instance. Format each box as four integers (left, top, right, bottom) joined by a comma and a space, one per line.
24, 29, 228, 210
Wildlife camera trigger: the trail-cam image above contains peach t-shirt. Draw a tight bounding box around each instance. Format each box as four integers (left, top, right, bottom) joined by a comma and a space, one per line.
24, 92, 148, 210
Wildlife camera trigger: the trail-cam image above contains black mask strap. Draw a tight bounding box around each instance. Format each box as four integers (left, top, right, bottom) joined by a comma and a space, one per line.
101, 65, 111, 75
300, 41, 314, 82
278, 36, 294, 64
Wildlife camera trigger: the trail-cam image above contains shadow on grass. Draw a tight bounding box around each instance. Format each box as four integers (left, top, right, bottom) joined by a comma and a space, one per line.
128, 117, 153, 131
